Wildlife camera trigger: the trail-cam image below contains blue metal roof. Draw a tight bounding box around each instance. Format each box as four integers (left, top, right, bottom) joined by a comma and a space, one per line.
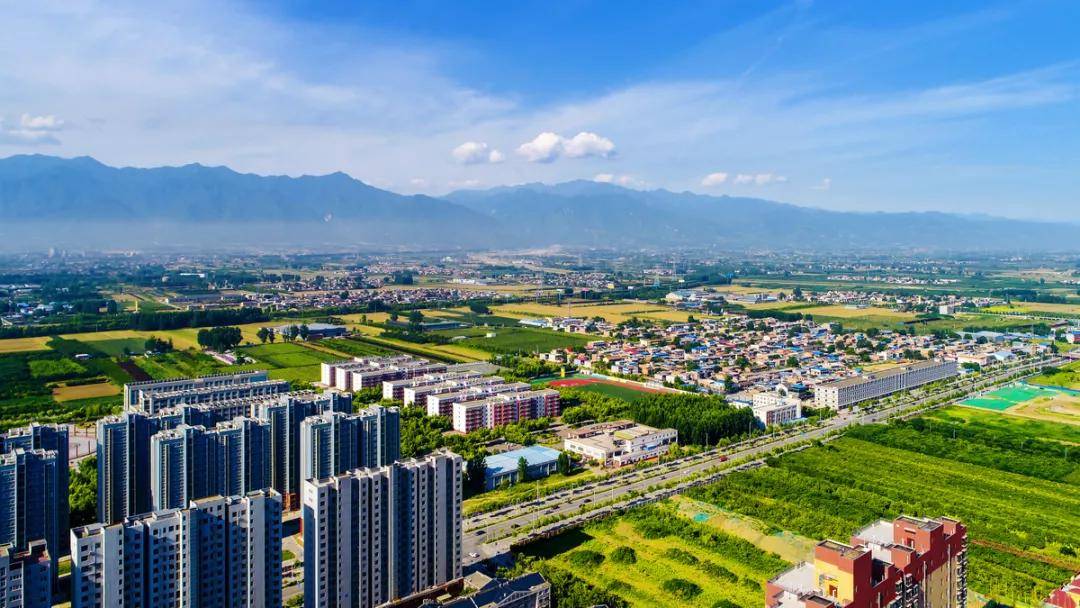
485, 445, 561, 475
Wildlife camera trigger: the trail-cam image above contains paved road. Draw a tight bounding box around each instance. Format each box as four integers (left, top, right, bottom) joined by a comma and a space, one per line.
463, 356, 1059, 566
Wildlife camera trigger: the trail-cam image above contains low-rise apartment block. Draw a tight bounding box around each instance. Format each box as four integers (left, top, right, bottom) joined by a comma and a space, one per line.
451, 389, 560, 433
562, 420, 677, 467
766, 515, 967, 608
752, 387, 803, 426
125, 370, 290, 414
321, 356, 448, 391
814, 360, 958, 409
428, 381, 531, 418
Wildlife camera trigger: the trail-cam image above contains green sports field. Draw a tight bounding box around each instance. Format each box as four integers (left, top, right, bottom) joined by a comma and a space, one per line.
959, 384, 1058, 411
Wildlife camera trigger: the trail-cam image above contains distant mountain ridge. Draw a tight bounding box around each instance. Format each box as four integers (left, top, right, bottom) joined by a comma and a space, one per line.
0, 154, 1074, 252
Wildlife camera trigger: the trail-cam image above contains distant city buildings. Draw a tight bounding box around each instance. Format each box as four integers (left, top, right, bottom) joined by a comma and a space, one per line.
72, 489, 283, 608
303, 450, 463, 608
767, 515, 967, 608
562, 420, 677, 467
814, 359, 958, 409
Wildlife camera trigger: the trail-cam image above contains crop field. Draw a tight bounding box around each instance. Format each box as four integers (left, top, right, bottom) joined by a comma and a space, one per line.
88, 338, 151, 357
689, 416, 1080, 606
238, 342, 341, 368
267, 365, 322, 383
317, 338, 393, 358
135, 350, 260, 380
53, 382, 121, 402
491, 301, 686, 324
457, 327, 592, 355
796, 305, 915, 320
985, 302, 1080, 315
548, 378, 666, 402
0, 337, 51, 354
521, 505, 789, 608
60, 329, 202, 351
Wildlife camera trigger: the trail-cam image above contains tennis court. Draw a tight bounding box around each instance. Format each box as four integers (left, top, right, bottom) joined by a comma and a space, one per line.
959, 384, 1061, 411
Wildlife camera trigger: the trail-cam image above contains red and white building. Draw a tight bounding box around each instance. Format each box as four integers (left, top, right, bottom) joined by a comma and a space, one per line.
451, 389, 560, 433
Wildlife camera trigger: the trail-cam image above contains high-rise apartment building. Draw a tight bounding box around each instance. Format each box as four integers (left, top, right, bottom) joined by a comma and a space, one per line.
0, 449, 64, 580
0, 541, 51, 608
299, 407, 401, 482
149, 418, 271, 511
0, 424, 69, 557
766, 515, 968, 608
96, 410, 186, 524
71, 489, 283, 608
302, 450, 463, 608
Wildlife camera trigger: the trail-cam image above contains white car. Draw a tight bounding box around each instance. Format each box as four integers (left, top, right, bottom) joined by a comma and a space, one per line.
468, 552, 480, 559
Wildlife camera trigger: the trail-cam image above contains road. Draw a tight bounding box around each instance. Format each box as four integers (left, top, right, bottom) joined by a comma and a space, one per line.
463, 356, 1059, 567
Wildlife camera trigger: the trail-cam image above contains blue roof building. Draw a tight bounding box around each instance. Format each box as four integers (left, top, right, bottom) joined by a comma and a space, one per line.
484, 446, 561, 490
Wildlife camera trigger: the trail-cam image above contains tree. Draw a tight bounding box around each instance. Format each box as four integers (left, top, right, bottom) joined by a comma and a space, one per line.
298, 324, 310, 341
469, 303, 491, 315
466, 452, 488, 495
257, 327, 270, 344
70, 455, 97, 527
556, 451, 571, 475
268, 329, 277, 343
793, 286, 803, 300
517, 456, 530, 484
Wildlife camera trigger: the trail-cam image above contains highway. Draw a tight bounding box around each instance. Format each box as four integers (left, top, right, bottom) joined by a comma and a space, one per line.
463, 356, 1060, 567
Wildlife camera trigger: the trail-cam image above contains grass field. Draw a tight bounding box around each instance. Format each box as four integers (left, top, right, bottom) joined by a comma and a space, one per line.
491, 301, 690, 324
1029, 361, 1080, 390
1008, 393, 1080, 426
689, 414, 1080, 607
52, 382, 121, 402
923, 405, 1080, 446
455, 327, 592, 355
521, 506, 789, 608
985, 302, 1080, 315
238, 342, 341, 368
0, 337, 51, 353
796, 305, 915, 320
548, 378, 663, 402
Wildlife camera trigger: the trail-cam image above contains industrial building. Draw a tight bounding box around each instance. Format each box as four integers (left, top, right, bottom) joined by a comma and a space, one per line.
562, 420, 677, 467
814, 360, 958, 409
766, 515, 968, 608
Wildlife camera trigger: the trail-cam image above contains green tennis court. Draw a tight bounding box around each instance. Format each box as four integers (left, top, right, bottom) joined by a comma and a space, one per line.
959, 384, 1061, 411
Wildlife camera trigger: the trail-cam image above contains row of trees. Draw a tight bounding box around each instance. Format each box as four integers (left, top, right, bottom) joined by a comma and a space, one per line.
255, 324, 311, 343
196, 326, 242, 351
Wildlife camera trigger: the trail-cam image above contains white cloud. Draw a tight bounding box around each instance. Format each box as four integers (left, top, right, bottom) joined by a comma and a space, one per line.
517, 131, 615, 162
19, 114, 64, 131
594, 173, 645, 188
0, 117, 61, 145
563, 131, 616, 158
701, 172, 729, 186
449, 179, 482, 189
409, 178, 429, 187
451, 141, 504, 165
516, 132, 565, 163
812, 177, 832, 191
733, 173, 787, 185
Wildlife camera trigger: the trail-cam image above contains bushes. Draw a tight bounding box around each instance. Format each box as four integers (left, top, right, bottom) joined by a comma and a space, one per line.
661, 578, 702, 600
609, 546, 636, 564
566, 550, 605, 568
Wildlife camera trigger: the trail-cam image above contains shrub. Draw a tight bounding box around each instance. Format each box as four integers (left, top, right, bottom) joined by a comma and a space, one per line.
566, 550, 605, 568
661, 578, 702, 600
609, 546, 637, 564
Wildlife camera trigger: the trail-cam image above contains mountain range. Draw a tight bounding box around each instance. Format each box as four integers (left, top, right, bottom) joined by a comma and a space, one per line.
0, 154, 1074, 252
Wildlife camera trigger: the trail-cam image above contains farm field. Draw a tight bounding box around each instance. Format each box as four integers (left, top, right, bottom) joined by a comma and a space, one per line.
688, 415, 1080, 607
520, 505, 789, 608
548, 378, 667, 402
0, 336, 51, 353
135, 350, 261, 380
455, 327, 592, 355
60, 329, 202, 351
491, 301, 688, 324
238, 342, 341, 369
985, 302, 1080, 315
796, 304, 915, 320
53, 382, 121, 402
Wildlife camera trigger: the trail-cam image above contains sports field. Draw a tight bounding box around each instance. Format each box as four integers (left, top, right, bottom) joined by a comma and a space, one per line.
959, 384, 1068, 414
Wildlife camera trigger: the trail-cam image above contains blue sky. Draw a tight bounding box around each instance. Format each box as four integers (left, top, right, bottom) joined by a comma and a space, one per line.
0, 0, 1078, 220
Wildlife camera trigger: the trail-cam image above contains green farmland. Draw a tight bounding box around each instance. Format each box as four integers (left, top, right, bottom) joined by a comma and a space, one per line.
452, 327, 592, 355
688, 411, 1079, 607
519, 505, 789, 608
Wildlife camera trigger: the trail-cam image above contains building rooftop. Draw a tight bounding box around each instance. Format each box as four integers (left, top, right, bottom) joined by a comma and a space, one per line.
484, 445, 561, 476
